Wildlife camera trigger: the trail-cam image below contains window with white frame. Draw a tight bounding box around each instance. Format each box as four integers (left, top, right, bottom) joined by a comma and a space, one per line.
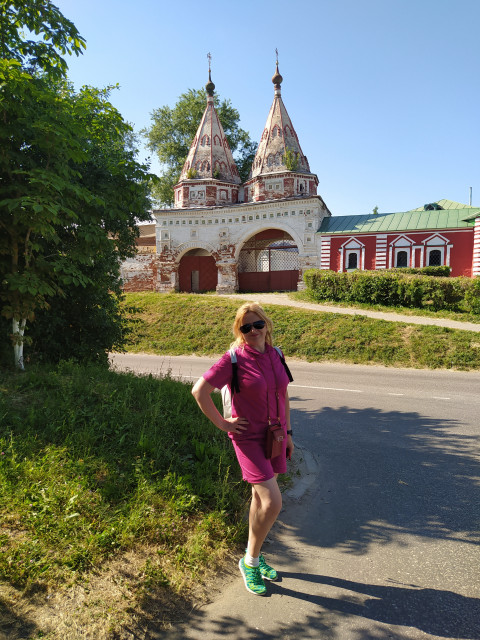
395, 250, 408, 267
389, 236, 413, 268
423, 235, 450, 267
428, 248, 443, 266
347, 251, 359, 270
340, 238, 364, 272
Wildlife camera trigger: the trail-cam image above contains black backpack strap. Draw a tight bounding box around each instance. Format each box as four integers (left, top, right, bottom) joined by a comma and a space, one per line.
229, 348, 240, 395
274, 346, 294, 382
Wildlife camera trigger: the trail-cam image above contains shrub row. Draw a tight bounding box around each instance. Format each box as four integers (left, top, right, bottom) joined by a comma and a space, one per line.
386, 266, 452, 277
303, 269, 480, 313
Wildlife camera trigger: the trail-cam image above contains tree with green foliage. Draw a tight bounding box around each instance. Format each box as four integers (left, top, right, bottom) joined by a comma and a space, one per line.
0, 67, 153, 368
144, 88, 257, 205
0, 0, 86, 77
0, 2, 153, 369
26, 83, 153, 366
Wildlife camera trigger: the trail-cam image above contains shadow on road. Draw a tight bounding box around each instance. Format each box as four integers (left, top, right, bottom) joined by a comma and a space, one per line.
268, 573, 480, 639
287, 400, 480, 551
137, 570, 480, 640
147, 575, 480, 640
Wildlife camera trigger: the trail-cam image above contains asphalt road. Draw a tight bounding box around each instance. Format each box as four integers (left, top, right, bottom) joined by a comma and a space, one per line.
110, 354, 480, 640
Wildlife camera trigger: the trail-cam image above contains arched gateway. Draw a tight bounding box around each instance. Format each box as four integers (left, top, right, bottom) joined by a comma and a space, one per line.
178, 249, 217, 292
238, 230, 299, 292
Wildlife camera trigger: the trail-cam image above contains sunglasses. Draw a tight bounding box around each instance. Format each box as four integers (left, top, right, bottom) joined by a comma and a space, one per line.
240, 320, 266, 334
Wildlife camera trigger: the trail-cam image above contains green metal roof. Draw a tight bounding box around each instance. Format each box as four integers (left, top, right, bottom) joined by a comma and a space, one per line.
319, 201, 480, 235
410, 199, 476, 211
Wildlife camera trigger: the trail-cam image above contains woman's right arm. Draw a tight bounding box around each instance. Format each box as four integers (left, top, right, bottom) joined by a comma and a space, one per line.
192, 377, 248, 435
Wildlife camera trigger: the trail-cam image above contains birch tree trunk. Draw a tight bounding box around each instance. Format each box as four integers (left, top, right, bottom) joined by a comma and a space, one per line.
12, 318, 27, 370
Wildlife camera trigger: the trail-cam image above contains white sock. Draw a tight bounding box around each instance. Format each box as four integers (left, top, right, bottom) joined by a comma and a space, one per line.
245, 552, 259, 567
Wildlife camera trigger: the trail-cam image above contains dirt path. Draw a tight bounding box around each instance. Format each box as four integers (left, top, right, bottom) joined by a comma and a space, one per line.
217, 292, 480, 332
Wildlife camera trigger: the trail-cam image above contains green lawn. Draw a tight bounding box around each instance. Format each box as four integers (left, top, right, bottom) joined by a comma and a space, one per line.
122, 292, 480, 370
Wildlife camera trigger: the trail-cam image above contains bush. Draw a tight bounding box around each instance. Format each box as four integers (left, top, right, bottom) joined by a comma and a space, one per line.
303, 269, 478, 313
26, 255, 126, 366
464, 278, 480, 314
387, 266, 451, 277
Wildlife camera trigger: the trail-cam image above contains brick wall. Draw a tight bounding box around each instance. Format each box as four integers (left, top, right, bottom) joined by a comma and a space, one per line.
121, 254, 157, 291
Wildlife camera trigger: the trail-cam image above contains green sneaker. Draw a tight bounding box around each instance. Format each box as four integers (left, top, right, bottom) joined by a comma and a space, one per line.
239, 557, 266, 595
259, 553, 278, 581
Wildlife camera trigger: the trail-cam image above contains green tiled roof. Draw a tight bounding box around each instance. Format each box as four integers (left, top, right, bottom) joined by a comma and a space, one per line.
319, 201, 480, 235
410, 199, 475, 211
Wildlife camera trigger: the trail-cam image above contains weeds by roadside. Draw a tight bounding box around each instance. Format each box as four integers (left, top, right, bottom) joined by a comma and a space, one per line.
0, 361, 250, 636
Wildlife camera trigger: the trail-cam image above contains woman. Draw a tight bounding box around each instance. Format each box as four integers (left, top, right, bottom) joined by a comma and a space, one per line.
192, 302, 294, 596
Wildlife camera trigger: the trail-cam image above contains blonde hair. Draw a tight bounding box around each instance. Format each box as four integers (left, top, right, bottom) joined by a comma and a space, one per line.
231, 302, 273, 349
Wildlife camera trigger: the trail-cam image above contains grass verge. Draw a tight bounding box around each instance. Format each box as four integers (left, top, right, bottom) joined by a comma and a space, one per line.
0, 361, 250, 638
122, 292, 480, 370
288, 290, 480, 324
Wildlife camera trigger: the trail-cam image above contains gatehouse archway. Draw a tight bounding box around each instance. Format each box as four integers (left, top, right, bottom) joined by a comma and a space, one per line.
238, 229, 299, 292
178, 249, 217, 292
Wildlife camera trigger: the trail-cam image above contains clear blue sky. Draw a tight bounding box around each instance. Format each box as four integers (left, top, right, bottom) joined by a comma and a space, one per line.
55, 0, 480, 216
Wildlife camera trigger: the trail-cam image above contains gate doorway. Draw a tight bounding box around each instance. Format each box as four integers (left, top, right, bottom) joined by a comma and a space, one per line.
238, 230, 299, 292
179, 249, 217, 292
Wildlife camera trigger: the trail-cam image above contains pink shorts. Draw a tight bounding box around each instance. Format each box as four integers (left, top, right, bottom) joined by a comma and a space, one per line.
230, 430, 287, 484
